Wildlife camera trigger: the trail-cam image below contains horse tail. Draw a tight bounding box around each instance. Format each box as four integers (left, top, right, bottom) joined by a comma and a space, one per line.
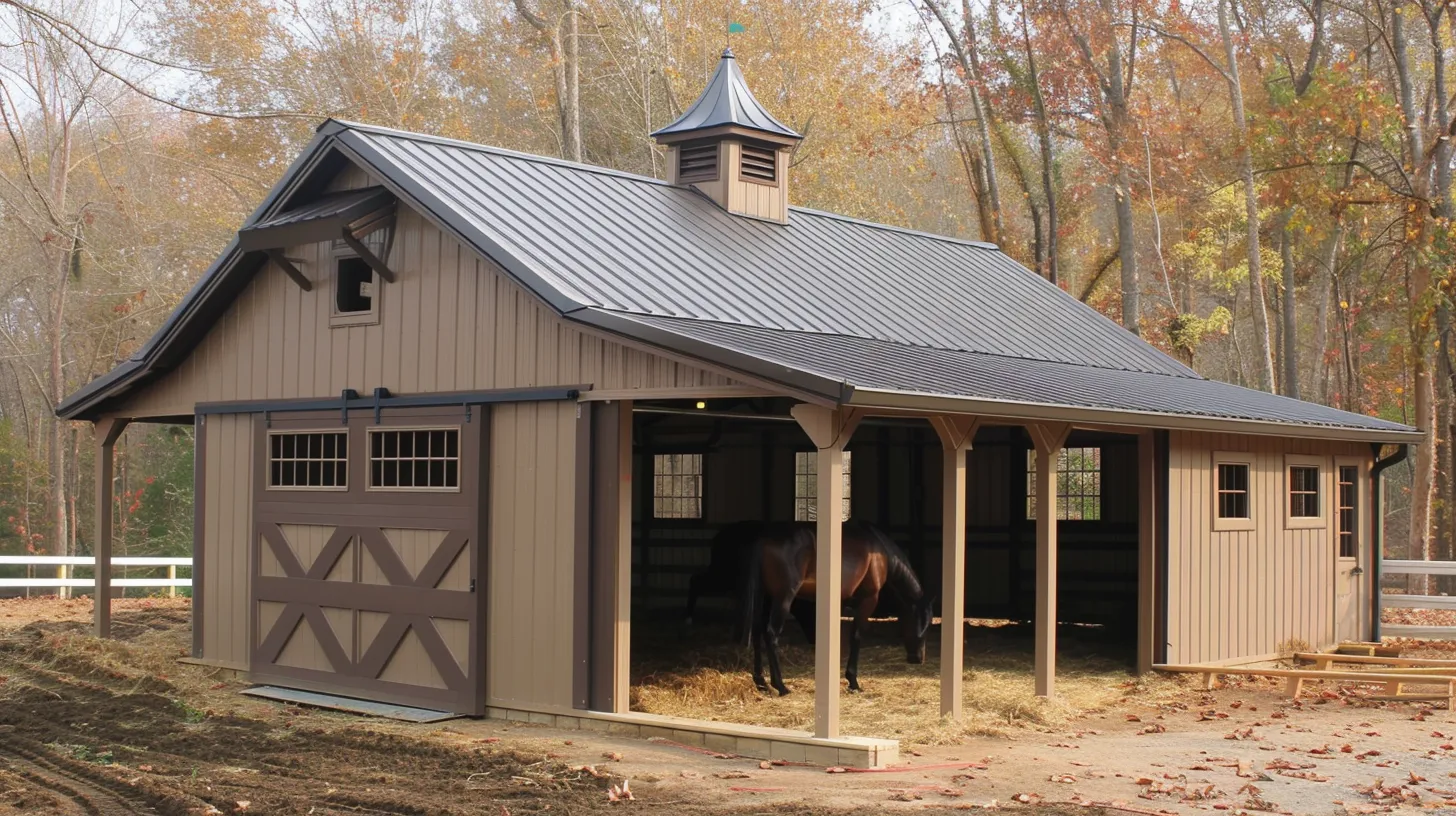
739, 530, 764, 650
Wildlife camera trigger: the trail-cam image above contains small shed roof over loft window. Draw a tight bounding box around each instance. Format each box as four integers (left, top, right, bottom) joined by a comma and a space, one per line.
650, 49, 801, 144
237, 185, 398, 291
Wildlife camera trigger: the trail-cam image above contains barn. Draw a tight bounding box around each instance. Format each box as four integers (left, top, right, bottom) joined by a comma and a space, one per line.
59, 50, 1421, 767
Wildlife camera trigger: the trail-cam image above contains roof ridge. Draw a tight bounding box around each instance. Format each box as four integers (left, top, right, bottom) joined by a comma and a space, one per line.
331, 120, 1007, 254
328, 119, 681, 188
785, 205, 1002, 252
598, 309, 1206, 381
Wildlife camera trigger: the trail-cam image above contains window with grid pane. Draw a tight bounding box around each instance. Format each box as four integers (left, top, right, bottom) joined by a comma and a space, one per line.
1337, 465, 1358, 557
1026, 447, 1101, 520
1289, 465, 1320, 518
369, 428, 460, 490
1216, 462, 1251, 520
653, 453, 703, 518
794, 451, 852, 522
269, 432, 348, 490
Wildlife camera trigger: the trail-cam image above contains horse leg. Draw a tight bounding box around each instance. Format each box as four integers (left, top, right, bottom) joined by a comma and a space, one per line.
686, 573, 701, 626
845, 595, 876, 693
752, 594, 769, 692
764, 596, 794, 696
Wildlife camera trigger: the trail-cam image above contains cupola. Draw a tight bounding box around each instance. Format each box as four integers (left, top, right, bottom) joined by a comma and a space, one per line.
652, 49, 802, 224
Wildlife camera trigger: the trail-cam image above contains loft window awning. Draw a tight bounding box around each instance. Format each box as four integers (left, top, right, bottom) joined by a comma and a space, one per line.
238, 186, 398, 290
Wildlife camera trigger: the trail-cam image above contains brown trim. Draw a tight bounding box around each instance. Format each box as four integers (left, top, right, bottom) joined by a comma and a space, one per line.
192, 414, 206, 658
588, 401, 621, 711
473, 406, 491, 715
654, 124, 801, 148
264, 250, 313, 291
249, 406, 485, 715
572, 403, 593, 709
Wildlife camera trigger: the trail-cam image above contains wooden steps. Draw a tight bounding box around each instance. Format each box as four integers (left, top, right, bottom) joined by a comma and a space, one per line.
1154, 663, 1456, 710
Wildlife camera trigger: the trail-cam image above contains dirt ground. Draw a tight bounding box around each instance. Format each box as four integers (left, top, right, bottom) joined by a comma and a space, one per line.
1, 598, 1454, 815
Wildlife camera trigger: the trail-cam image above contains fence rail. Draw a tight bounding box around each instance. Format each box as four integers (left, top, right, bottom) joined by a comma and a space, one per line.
1381, 560, 1456, 640
0, 556, 192, 592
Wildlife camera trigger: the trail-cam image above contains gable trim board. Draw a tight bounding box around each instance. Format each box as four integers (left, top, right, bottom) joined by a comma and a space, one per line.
58, 120, 1420, 447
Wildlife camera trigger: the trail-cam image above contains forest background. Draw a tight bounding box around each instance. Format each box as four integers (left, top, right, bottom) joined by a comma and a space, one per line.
0, 0, 1448, 579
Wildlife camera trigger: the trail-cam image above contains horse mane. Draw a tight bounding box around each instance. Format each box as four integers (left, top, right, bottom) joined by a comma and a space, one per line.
851, 520, 924, 602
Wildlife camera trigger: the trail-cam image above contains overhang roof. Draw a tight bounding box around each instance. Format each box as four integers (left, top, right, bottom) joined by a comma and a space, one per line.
236, 185, 394, 251
57, 120, 1421, 443
650, 49, 801, 142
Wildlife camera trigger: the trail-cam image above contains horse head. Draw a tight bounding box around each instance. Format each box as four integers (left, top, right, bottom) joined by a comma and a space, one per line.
900, 593, 936, 664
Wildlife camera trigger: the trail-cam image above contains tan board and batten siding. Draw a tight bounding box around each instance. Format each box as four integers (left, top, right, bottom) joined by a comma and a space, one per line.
1164, 430, 1369, 664
116, 163, 743, 710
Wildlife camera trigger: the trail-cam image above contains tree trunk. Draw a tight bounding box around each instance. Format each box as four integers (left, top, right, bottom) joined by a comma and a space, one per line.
563, 0, 581, 162
926, 0, 1003, 244
1279, 212, 1300, 399
1220, 0, 1276, 392
1391, 2, 1435, 567
1022, 0, 1059, 284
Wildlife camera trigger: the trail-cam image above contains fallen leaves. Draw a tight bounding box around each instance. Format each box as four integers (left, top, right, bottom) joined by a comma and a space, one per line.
606, 779, 633, 803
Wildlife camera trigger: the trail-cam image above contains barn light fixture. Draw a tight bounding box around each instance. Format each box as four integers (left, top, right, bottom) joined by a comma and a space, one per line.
695, 401, 707, 409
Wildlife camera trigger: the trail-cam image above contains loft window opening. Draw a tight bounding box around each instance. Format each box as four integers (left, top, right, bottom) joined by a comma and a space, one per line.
336, 256, 374, 314
1026, 447, 1101, 521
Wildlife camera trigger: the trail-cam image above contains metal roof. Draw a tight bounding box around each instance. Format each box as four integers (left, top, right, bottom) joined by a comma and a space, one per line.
599, 312, 1417, 439
650, 49, 801, 141
56, 120, 1422, 442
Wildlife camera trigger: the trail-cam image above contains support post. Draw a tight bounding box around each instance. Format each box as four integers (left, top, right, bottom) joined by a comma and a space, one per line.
1136, 430, 1157, 674
613, 400, 633, 710
931, 415, 979, 719
93, 417, 129, 639
790, 404, 863, 739
1028, 422, 1070, 698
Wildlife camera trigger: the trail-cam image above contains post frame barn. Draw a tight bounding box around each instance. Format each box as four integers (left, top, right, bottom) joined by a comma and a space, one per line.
60, 52, 1421, 767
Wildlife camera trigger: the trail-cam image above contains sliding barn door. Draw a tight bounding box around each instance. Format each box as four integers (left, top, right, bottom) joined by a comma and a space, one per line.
250, 406, 487, 714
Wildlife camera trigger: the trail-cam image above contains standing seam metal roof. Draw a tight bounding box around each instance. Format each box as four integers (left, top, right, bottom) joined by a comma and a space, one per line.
54, 119, 1420, 441
345, 126, 1195, 378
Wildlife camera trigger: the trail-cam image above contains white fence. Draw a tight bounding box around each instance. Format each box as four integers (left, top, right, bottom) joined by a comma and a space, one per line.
1381, 559, 1456, 640
0, 556, 192, 593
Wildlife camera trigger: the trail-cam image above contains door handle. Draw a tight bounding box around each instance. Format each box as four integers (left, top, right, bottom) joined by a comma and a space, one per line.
1350, 566, 1365, 576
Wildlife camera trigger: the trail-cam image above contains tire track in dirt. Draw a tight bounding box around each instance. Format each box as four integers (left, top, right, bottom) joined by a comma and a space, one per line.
0, 738, 161, 816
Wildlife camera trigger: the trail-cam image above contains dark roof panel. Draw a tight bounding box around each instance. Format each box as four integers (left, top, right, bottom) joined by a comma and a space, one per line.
602, 312, 1412, 436
651, 49, 801, 140
343, 125, 1196, 378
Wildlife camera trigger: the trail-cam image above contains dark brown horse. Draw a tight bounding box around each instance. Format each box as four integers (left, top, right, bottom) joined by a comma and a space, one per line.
743, 520, 934, 696
686, 521, 815, 646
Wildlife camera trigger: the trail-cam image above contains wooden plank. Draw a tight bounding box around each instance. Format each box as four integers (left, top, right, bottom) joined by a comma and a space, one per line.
1382, 594, 1456, 610
1292, 652, 1454, 668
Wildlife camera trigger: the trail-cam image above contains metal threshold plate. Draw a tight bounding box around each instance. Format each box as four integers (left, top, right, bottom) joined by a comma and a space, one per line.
242, 685, 461, 723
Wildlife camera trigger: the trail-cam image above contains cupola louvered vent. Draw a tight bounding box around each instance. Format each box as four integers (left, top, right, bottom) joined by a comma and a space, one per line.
678, 143, 719, 182
740, 143, 777, 182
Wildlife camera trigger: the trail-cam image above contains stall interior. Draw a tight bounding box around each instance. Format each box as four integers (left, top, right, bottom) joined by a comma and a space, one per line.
627, 397, 1141, 661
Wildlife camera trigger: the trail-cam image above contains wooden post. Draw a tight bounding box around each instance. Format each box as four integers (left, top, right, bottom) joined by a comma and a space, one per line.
613, 401, 634, 711
1136, 430, 1157, 674
931, 415, 979, 719
1028, 422, 1070, 698
168, 564, 177, 598
790, 404, 863, 739
94, 417, 129, 639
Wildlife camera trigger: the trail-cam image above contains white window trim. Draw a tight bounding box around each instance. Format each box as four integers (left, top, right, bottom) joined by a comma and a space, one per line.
1211, 451, 1256, 532
1284, 453, 1327, 530
329, 245, 382, 328
366, 425, 463, 493
1333, 457, 1365, 561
